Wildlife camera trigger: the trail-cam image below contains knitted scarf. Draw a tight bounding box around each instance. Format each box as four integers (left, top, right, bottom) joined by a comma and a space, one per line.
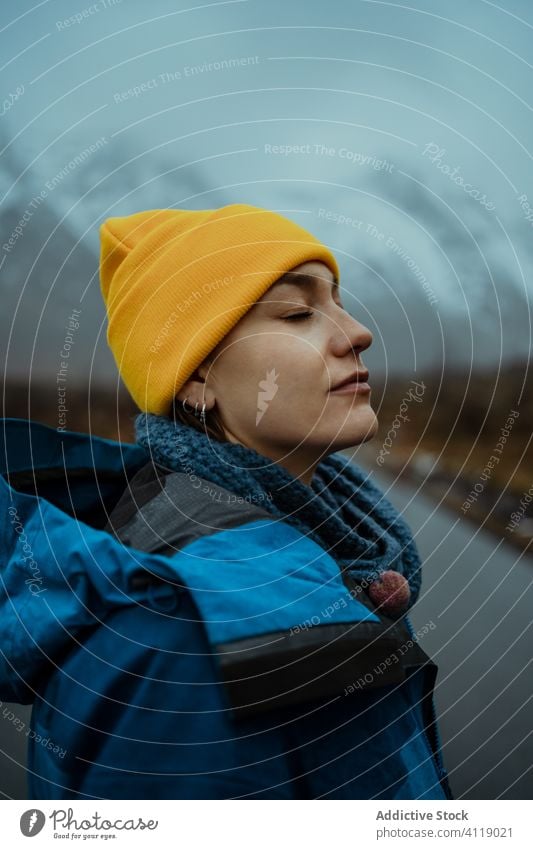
134, 413, 422, 613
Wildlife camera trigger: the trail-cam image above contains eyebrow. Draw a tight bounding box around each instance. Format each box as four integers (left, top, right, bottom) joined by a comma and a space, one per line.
270, 272, 339, 292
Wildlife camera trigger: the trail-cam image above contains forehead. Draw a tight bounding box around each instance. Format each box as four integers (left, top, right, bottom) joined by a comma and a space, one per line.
275, 259, 336, 284
261, 262, 338, 300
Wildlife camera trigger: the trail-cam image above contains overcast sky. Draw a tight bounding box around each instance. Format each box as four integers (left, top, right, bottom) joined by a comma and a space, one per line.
1, 0, 532, 383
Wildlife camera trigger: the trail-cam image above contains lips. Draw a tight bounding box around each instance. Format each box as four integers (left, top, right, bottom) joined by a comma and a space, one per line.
330, 369, 370, 390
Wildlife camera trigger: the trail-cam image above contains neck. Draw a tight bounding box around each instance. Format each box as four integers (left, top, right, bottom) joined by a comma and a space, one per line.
270, 454, 319, 488
223, 429, 324, 488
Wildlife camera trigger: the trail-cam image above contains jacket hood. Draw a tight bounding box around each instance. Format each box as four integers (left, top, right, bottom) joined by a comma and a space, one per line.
0, 418, 160, 703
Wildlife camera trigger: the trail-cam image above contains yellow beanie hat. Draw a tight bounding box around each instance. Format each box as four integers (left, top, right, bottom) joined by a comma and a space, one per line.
99, 203, 340, 415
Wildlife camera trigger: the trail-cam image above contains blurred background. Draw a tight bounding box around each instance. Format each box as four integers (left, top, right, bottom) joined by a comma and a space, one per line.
1, 0, 532, 800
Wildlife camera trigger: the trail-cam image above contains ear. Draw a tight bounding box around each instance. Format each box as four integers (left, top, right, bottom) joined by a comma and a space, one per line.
175, 373, 202, 403
175, 355, 213, 404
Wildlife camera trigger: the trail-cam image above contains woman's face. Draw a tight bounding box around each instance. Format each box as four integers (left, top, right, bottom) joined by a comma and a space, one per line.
186, 260, 378, 482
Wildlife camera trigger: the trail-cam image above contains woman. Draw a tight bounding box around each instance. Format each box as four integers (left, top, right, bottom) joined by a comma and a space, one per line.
0, 203, 452, 800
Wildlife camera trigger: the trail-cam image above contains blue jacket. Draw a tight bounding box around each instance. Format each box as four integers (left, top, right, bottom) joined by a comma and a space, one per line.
0, 418, 453, 800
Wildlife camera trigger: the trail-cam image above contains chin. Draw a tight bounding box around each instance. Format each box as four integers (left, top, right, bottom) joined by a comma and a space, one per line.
334, 407, 379, 449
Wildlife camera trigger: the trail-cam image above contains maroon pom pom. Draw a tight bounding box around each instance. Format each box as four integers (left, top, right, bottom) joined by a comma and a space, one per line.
367, 570, 411, 616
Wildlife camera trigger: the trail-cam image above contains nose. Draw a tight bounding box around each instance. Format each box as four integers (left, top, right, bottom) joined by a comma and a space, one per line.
330, 306, 373, 357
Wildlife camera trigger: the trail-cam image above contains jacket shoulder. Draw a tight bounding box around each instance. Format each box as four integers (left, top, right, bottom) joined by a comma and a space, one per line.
104, 460, 273, 556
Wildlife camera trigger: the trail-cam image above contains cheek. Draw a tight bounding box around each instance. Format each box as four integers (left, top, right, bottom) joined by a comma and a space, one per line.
259, 335, 324, 390
214, 337, 272, 395
214, 331, 325, 404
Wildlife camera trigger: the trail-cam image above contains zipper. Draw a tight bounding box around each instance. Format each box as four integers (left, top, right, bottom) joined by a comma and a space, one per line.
344, 571, 453, 799
403, 614, 453, 798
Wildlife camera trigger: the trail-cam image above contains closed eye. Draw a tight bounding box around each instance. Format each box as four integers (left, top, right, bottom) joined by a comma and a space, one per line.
282, 311, 314, 321
281, 301, 347, 322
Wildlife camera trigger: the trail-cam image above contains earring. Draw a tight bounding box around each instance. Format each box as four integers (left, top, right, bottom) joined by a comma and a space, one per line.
181, 395, 208, 423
